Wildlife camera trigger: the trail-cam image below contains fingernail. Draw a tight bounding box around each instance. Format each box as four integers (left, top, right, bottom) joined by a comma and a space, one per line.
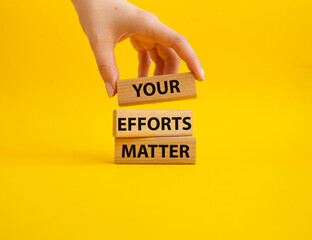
105, 82, 114, 97
201, 67, 205, 81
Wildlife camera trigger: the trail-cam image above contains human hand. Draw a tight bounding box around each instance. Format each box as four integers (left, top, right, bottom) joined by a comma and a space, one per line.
71, 0, 204, 97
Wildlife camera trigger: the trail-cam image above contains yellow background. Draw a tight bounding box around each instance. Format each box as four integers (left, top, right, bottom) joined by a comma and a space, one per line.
0, 0, 311, 239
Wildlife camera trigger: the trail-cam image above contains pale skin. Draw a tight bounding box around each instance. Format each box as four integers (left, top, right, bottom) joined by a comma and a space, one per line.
71, 0, 204, 97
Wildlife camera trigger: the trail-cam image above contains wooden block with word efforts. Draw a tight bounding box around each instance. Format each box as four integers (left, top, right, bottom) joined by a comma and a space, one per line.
113, 110, 193, 138
115, 137, 196, 164
117, 72, 197, 106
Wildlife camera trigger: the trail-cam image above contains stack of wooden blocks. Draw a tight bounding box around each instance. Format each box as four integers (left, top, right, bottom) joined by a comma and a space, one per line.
113, 72, 197, 164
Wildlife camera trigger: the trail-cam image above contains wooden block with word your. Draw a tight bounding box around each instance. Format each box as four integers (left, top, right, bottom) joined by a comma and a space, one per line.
113, 110, 193, 138
117, 72, 197, 106
115, 137, 196, 164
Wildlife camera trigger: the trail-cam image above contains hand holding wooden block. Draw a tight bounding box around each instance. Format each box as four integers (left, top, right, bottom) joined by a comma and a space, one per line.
117, 72, 197, 106
115, 137, 196, 164
113, 110, 193, 138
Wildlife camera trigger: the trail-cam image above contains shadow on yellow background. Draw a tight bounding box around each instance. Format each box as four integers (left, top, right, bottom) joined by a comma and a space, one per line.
0, 0, 311, 239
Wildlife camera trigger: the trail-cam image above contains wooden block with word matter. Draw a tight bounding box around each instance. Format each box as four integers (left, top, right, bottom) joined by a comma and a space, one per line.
115, 137, 196, 164
113, 110, 193, 138
117, 72, 197, 106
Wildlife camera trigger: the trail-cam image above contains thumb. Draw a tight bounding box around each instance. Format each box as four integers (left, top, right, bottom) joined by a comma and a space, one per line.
90, 38, 119, 97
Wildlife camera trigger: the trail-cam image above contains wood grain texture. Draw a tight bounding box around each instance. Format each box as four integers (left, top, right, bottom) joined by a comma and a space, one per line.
113, 110, 193, 138
115, 137, 196, 164
117, 72, 197, 106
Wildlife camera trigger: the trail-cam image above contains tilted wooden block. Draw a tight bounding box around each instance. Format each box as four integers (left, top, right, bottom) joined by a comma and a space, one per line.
117, 72, 197, 106
115, 137, 196, 164
113, 110, 193, 138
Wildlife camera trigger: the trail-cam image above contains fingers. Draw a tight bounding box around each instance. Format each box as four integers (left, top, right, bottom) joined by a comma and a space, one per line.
149, 48, 165, 76
140, 20, 204, 81
89, 37, 119, 97
147, 45, 180, 76
138, 50, 151, 77
156, 44, 180, 75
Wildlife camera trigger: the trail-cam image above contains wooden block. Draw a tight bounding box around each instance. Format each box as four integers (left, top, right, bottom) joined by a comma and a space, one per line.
113, 110, 193, 138
117, 72, 197, 106
115, 137, 196, 164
